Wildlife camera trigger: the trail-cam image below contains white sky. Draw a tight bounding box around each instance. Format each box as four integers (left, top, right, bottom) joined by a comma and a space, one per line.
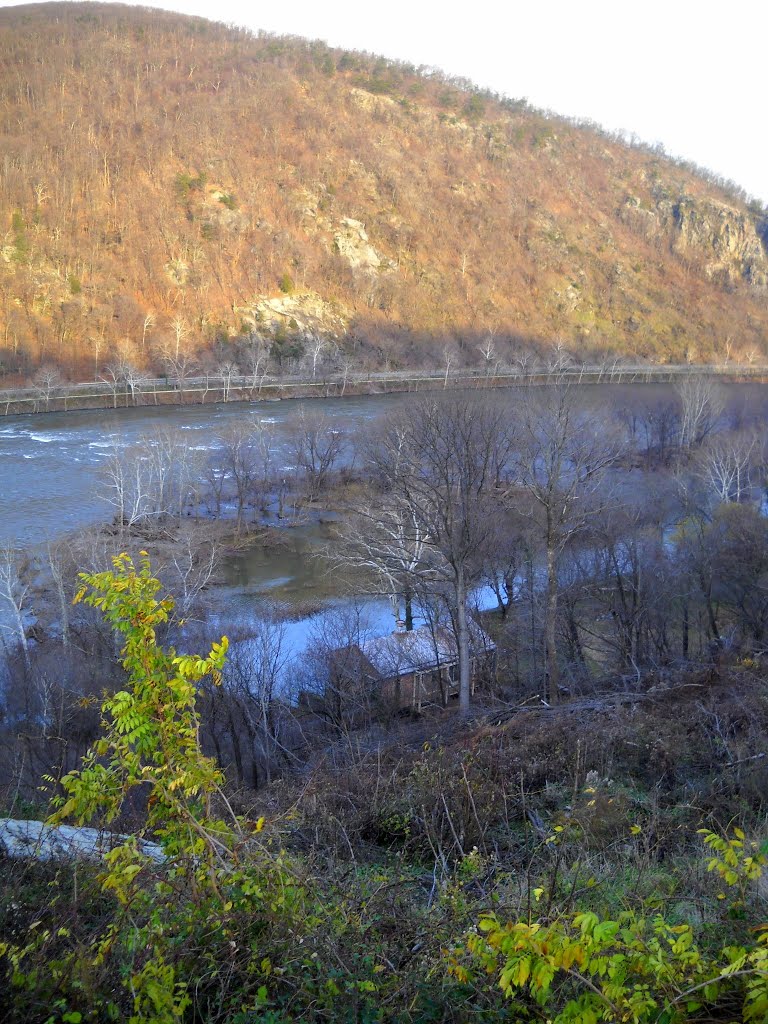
5, 0, 767, 203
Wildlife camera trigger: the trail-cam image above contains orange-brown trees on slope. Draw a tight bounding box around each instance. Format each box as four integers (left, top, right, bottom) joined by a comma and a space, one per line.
0, 3, 766, 381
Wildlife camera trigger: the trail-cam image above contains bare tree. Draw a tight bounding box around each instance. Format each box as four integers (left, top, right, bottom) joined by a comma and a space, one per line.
217, 361, 238, 401
217, 422, 272, 527
141, 310, 156, 356
546, 338, 572, 374
706, 504, 768, 647
334, 492, 430, 631
676, 375, 724, 452
694, 429, 761, 505
239, 331, 270, 396
202, 452, 228, 518
31, 365, 63, 411
170, 315, 188, 362
477, 510, 531, 619
219, 611, 291, 785
146, 429, 199, 517
0, 545, 33, 669
478, 334, 498, 375
123, 362, 151, 406
162, 525, 219, 621
510, 380, 624, 703
163, 351, 198, 396
441, 343, 457, 388
98, 441, 159, 530
303, 333, 329, 380
636, 396, 680, 467
339, 354, 356, 397
575, 501, 672, 675
367, 395, 512, 714
99, 362, 127, 409
297, 604, 377, 733
46, 538, 77, 650
289, 408, 346, 501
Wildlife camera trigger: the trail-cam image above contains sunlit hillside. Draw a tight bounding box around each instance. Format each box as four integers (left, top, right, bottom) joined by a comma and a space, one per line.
1, 2, 767, 381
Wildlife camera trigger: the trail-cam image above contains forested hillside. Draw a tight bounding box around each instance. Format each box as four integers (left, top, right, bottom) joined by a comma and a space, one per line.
0, 2, 767, 382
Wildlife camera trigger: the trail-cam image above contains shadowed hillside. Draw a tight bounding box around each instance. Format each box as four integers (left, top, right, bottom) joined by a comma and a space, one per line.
1, 2, 767, 382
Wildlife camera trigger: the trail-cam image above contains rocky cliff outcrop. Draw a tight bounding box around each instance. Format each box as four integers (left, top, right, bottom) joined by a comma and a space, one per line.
621, 192, 768, 290
670, 197, 768, 289
240, 291, 348, 340
333, 218, 386, 272
2, 2, 768, 374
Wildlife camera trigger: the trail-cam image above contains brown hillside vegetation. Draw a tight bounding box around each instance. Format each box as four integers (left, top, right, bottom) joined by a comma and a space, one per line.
0, 1, 767, 382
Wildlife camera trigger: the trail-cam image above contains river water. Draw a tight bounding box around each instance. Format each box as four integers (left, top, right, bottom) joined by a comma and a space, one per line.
0, 393, 420, 547
0, 395, 417, 675
3, 382, 765, 547
2, 383, 765, 677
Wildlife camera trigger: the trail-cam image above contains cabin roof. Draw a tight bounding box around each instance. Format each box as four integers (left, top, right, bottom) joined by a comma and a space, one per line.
358, 621, 494, 679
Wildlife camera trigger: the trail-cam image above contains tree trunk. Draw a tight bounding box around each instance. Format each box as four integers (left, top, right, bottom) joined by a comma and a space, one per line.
226, 702, 245, 786
527, 553, 537, 676
682, 601, 689, 660
404, 585, 414, 631
698, 571, 721, 648
545, 541, 559, 704
456, 570, 471, 715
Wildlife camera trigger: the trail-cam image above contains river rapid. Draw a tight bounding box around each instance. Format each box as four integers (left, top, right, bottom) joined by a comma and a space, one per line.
0, 392, 422, 547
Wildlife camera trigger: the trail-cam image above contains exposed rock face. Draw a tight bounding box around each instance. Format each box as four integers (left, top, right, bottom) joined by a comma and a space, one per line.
620, 192, 768, 291
333, 218, 383, 272
240, 290, 348, 339
619, 195, 660, 240
671, 197, 768, 289
204, 188, 247, 232
4, 3, 768, 369
349, 86, 397, 113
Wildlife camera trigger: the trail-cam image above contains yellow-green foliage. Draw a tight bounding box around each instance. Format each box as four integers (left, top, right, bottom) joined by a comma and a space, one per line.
2, 554, 309, 1023
452, 827, 768, 1023
52, 552, 231, 861
3, 555, 768, 1023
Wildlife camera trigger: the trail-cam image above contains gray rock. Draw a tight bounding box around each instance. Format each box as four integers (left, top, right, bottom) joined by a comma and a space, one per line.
334, 218, 383, 271
670, 196, 768, 289
0, 818, 164, 863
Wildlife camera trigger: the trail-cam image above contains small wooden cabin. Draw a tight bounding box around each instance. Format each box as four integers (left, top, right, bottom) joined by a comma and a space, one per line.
336, 620, 496, 712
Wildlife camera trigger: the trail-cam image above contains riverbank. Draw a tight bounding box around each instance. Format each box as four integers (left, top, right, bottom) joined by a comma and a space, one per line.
4, 362, 768, 417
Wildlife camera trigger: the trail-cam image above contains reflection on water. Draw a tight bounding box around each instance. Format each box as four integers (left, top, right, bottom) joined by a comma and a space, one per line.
4, 383, 768, 679
219, 523, 337, 603
214, 523, 398, 693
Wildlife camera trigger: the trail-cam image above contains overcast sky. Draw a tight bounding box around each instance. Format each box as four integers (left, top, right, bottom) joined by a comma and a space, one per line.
5, 0, 767, 202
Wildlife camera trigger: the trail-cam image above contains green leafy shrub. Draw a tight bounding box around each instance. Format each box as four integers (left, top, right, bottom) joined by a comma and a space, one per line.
174, 171, 207, 201
452, 828, 768, 1023
1, 555, 313, 1023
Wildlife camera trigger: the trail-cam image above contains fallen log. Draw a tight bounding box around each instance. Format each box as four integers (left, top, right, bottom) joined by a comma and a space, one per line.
0, 818, 164, 863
